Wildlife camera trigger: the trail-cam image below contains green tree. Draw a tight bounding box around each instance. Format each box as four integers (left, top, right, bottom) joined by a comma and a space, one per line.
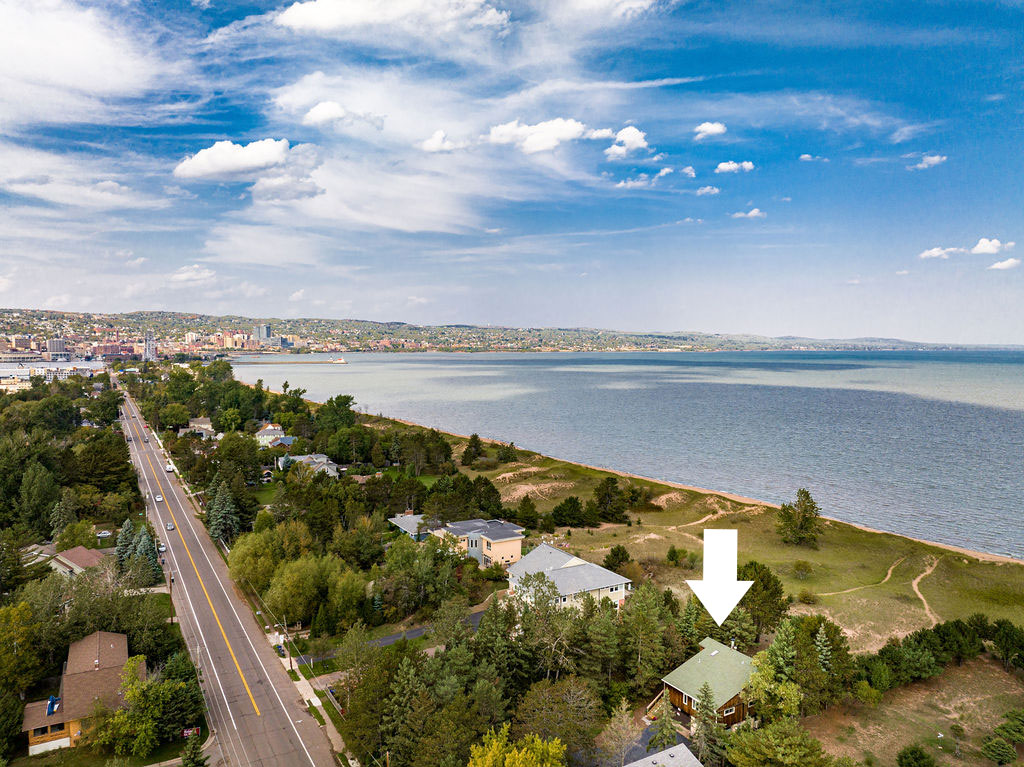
591, 478, 628, 523
513, 677, 603, 766
462, 434, 485, 466
691, 682, 726, 767
49, 488, 80, 538
468, 724, 566, 767
180, 733, 208, 767
602, 545, 631, 572
18, 461, 60, 535
776, 488, 824, 547
619, 583, 666, 692
727, 719, 835, 767
516, 496, 539, 529
980, 736, 1017, 765
0, 691, 24, 759
737, 561, 788, 640
496, 442, 519, 463
207, 482, 240, 543
646, 691, 677, 752
0, 602, 41, 696
55, 519, 99, 553
159, 403, 191, 431
116, 520, 136, 569
896, 744, 937, 767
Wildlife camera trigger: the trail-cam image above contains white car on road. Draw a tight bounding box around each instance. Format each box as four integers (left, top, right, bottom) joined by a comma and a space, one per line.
165, 463, 174, 472
155, 494, 163, 503
96, 530, 112, 539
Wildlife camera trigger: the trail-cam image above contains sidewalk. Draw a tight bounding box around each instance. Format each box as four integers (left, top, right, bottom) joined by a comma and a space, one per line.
274, 651, 357, 764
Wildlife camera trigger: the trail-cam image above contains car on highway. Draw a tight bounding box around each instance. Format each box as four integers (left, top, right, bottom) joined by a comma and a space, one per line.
157, 543, 167, 553
96, 530, 112, 539
144, 437, 149, 443
165, 463, 174, 472
166, 522, 175, 531
155, 494, 163, 502
126, 436, 132, 442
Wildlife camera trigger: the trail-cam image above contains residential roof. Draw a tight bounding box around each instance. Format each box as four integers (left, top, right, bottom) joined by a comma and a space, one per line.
661, 638, 753, 711
624, 744, 702, 767
508, 543, 630, 597
389, 513, 430, 536
66, 631, 128, 674
442, 519, 524, 541
257, 423, 284, 434
54, 546, 105, 572
23, 632, 134, 732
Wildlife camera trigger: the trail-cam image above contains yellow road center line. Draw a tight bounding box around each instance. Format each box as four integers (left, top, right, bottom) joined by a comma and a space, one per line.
128, 409, 261, 717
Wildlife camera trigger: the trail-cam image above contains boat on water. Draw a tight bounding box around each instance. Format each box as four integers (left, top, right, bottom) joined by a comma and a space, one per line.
332, 356, 348, 364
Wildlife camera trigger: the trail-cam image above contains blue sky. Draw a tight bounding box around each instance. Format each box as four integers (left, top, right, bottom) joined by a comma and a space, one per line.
1, 0, 1022, 343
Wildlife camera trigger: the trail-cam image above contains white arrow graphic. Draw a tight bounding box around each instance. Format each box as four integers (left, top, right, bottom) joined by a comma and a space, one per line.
686, 529, 753, 626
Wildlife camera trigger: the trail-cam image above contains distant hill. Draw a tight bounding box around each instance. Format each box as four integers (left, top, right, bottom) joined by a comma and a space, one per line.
1, 307, 1018, 352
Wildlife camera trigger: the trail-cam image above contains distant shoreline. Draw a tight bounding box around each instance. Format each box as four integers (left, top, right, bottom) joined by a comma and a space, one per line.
250, 383, 1024, 568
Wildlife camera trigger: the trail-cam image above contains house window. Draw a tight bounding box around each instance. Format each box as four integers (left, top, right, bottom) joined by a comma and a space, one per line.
483, 556, 491, 566
723, 707, 736, 717
486, 540, 492, 550
609, 585, 618, 593
33, 727, 48, 737
50, 723, 65, 733
682, 693, 690, 707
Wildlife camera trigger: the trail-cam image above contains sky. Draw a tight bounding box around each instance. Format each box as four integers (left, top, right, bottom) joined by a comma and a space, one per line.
1, 0, 1022, 343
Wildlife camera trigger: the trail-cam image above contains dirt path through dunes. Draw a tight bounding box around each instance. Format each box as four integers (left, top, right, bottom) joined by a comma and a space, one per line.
912, 557, 941, 626
681, 512, 721, 528
820, 557, 907, 596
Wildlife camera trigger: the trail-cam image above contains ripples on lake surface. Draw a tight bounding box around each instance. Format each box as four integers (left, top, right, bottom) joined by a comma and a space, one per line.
234, 351, 1024, 558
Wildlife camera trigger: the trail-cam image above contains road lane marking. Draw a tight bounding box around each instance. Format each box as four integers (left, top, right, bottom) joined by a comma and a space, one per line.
123, 396, 322, 767
122, 407, 253, 767
127, 410, 261, 717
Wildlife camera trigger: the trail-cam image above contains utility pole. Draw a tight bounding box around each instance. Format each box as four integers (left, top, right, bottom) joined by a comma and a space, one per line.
284, 615, 293, 672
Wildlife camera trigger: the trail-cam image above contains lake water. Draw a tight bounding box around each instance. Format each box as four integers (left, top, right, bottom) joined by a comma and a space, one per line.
234, 351, 1024, 559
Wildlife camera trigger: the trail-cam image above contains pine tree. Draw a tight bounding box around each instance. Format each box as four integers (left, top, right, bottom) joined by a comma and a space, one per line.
692, 682, 725, 767
115, 519, 135, 570
814, 623, 832, 673
461, 433, 484, 465
48, 490, 79, 538
647, 690, 678, 752
766, 618, 797, 682
132, 529, 162, 585
382, 656, 426, 765
585, 606, 621, 680
208, 482, 239, 543
180, 732, 208, 767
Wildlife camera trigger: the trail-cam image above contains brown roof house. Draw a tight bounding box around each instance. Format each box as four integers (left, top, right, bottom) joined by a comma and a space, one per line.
22, 631, 139, 755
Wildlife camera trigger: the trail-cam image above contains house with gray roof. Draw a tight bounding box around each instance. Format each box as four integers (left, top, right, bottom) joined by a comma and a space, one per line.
432, 519, 524, 568
661, 637, 753, 728
624, 743, 702, 767
389, 513, 433, 541
277, 453, 340, 478
507, 542, 632, 608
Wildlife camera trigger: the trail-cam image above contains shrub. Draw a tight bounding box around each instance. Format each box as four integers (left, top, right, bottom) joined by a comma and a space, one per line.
980, 736, 1017, 764
793, 560, 813, 580
896, 744, 936, 767
798, 589, 819, 605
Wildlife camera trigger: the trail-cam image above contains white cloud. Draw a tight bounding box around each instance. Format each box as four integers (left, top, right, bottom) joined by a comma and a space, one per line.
174, 139, 292, 180
615, 167, 672, 189
680, 166, 696, 178
303, 100, 347, 125
731, 208, 766, 218
715, 160, 755, 173
125, 257, 147, 267
487, 118, 597, 154
604, 126, 649, 159
918, 246, 960, 259
289, 288, 306, 301
171, 264, 216, 283
276, 0, 509, 32
693, 121, 727, 141
696, 185, 719, 196
799, 153, 829, 162
420, 129, 465, 153
908, 154, 947, 171
987, 257, 1021, 271
970, 237, 1015, 255
895, 269, 909, 276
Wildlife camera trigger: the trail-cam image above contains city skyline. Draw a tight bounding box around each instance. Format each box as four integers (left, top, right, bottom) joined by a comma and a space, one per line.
1, 0, 1022, 343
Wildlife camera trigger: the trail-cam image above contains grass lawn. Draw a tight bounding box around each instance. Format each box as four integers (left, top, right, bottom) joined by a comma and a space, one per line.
805, 657, 1024, 766
514, 486, 1024, 652
253, 485, 276, 506
11, 724, 208, 767
307, 702, 326, 726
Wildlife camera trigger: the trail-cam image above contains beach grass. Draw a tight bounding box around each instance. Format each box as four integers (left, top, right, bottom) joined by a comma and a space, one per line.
353, 413, 1024, 651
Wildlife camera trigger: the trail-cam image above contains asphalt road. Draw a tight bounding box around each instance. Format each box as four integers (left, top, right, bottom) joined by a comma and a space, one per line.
120, 393, 334, 767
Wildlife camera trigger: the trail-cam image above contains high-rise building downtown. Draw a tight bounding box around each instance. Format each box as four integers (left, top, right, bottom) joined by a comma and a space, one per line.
255, 323, 272, 340
142, 330, 157, 362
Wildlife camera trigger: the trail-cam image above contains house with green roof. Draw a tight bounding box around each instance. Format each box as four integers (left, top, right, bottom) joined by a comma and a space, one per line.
660, 637, 753, 728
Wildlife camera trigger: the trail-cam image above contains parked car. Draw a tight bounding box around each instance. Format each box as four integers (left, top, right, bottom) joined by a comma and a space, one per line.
157, 543, 167, 553
166, 522, 175, 531
155, 494, 163, 503
126, 436, 132, 442
165, 463, 174, 472
96, 530, 112, 539
274, 645, 286, 657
